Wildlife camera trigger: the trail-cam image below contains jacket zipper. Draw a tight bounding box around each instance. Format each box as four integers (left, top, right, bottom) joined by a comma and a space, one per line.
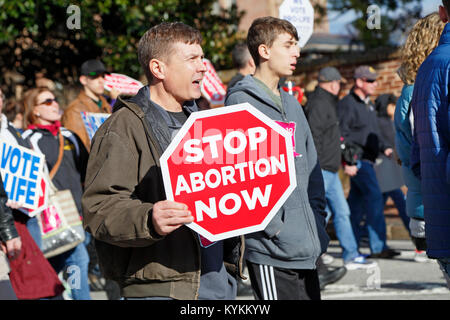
140, 115, 202, 299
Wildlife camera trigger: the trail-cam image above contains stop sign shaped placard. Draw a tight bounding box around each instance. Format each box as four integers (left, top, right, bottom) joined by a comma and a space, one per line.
160, 103, 297, 241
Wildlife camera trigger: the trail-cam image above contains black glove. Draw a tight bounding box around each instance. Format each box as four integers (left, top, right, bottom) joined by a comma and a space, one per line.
341, 141, 363, 166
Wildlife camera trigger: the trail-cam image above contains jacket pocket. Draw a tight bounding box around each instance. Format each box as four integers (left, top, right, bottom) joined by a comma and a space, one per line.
138, 229, 199, 281
295, 151, 308, 174
269, 205, 318, 260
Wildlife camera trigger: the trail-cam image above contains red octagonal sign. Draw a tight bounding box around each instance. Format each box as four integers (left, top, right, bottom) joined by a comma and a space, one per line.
160, 103, 297, 241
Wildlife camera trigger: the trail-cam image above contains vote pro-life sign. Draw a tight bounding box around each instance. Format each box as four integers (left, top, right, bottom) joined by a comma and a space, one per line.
279, 0, 314, 48
160, 103, 297, 241
0, 141, 45, 210
81, 112, 110, 141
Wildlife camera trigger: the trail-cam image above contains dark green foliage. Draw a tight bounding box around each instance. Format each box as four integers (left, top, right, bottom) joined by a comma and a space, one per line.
0, 0, 243, 86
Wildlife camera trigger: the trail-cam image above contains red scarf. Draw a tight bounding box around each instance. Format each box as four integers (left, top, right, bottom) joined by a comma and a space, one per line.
28, 120, 61, 136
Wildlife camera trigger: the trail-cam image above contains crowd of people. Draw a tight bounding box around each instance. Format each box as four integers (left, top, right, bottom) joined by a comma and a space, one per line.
0, 1, 450, 301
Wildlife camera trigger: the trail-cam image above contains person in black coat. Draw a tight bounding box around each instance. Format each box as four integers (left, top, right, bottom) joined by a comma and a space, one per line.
305, 67, 376, 273
337, 66, 399, 259
0, 174, 21, 299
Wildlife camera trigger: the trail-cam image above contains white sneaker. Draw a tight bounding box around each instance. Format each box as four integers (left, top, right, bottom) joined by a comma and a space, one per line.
345, 255, 378, 270
414, 250, 430, 263
322, 253, 334, 265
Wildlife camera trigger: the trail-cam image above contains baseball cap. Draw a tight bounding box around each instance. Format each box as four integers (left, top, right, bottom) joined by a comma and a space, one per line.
80, 59, 109, 77
318, 67, 346, 83
354, 65, 377, 81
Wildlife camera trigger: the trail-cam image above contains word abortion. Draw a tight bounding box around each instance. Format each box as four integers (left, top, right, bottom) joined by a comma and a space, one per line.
176, 126, 288, 222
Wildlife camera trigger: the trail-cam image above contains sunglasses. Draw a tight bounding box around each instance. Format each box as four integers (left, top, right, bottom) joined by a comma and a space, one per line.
363, 78, 377, 83
38, 98, 58, 106
87, 72, 106, 79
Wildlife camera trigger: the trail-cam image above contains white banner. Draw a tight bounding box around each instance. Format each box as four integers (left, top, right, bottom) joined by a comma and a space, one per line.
0, 142, 45, 210
80, 112, 110, 141
104, 73, 143, 95
279, 0, 314, 48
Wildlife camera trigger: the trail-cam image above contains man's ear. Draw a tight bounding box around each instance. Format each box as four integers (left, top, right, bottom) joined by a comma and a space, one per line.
79, 75, 87, 86
248, 56, 256, 70
257, 44, 270, 62
439, 5, 449, 23
149, 58, 166, 81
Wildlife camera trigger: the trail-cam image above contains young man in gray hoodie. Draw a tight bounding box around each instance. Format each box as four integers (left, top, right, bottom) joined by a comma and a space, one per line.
225, 16, 329, 300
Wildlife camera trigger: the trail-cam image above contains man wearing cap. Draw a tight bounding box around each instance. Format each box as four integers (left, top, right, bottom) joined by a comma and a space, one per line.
61, 59, 119, 297
62, 59, 113, 152
337, 65, 399, 259
305, 67, 376, 272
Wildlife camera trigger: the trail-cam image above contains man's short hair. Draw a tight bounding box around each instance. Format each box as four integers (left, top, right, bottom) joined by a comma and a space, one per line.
138, 22, 202, 84
444, 0, 450, 14
231, 43, 251, 70
247, 16, 299, 66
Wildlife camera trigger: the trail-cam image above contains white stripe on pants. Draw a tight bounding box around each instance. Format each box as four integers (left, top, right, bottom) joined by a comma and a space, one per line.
259, 264, 278, 300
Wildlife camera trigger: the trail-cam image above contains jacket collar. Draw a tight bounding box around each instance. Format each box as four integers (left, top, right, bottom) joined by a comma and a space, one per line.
115, 85, 198, 154
314, 86, 338, 103
439, 23, 450, 45
77, 90, 110, 113
227, 75, 290, 120
350, 87, 373, 105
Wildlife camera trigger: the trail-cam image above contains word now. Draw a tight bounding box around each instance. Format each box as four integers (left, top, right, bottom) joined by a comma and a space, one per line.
195, 184, 272, 222
184, 126, 267, 162
1, 143, 42, 206
175, 155, 286, 196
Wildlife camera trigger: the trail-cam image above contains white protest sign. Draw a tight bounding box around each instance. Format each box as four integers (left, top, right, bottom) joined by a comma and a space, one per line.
0, 141, 45, 210
104, 73, 143, 95
279, 0, 314, 48
23, 175, 49, 217
80, 112, 110, 141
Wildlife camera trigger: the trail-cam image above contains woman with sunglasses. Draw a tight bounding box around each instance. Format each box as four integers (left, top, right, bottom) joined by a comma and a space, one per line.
22, 87, 91, 300
0, 88, 65, 299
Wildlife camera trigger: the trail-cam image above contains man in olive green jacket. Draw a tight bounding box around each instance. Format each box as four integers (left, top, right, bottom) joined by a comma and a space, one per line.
82, 22, 244, 300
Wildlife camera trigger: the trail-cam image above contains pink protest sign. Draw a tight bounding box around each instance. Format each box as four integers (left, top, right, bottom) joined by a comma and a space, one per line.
275, 121, 301, 157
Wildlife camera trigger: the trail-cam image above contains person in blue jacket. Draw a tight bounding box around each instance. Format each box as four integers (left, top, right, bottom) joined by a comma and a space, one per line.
410, 1, 450, 287
394, 12, 445, 262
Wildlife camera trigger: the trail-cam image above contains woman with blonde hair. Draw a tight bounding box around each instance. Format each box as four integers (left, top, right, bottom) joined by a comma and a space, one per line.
394, 12, 445, 261
21, 87, 91, 299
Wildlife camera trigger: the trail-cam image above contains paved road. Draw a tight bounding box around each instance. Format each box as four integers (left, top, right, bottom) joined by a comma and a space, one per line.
91, 240, 450, 300
320, 240, 450, 300
237, 240, 450, 300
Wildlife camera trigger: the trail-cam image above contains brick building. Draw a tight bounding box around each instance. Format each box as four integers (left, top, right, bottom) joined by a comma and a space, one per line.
292, 47, 404, 100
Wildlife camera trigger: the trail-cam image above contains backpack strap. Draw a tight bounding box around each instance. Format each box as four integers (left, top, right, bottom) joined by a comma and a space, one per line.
49, 130, 64, 179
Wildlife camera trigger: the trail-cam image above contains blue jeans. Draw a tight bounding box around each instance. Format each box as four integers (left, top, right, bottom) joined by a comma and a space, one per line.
322, 170, 359, 263
347, 161, 387, 254
49, 242, 91, 300
437, 258, 450, 289
25, 216, 42, 250
382, 189, 410, 234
